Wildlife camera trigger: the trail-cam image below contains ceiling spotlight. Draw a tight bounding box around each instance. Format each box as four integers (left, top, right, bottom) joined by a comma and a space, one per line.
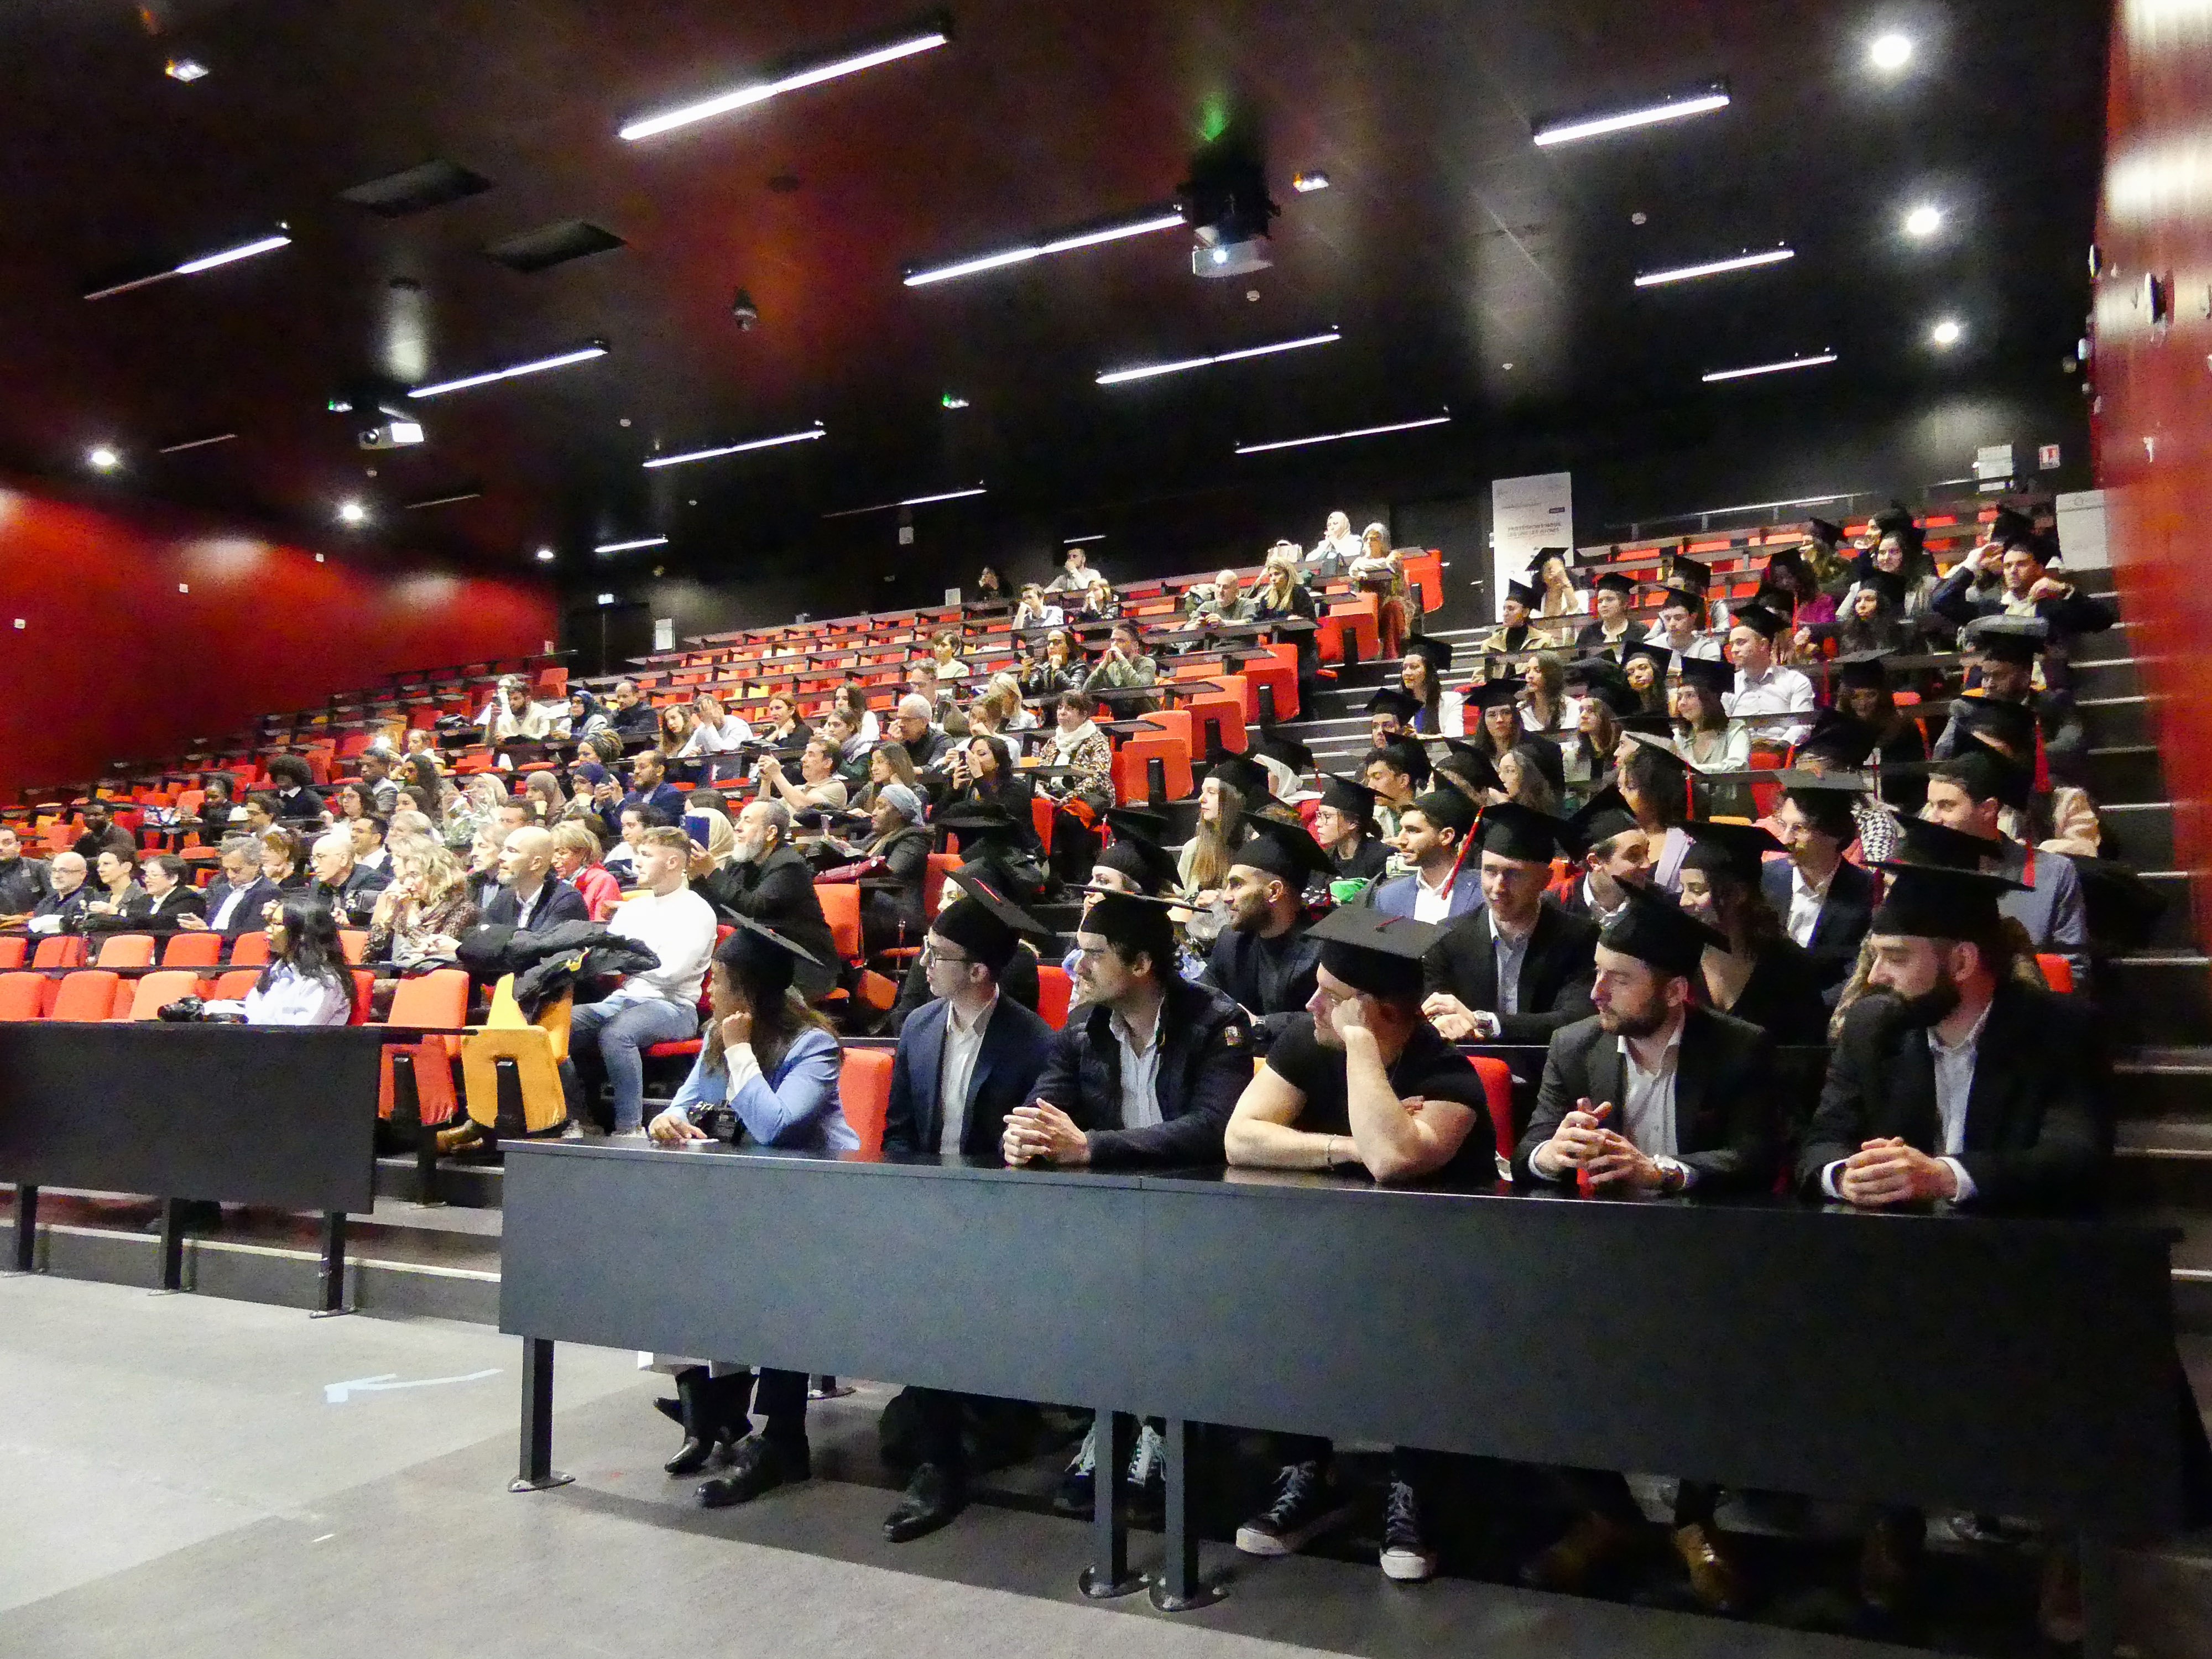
164, 58, 208, 82
619, 20, 951, 140
1532, 84, 1730, 147
594, 535, 670, 554
902, 206, 1186, 287
1904, 204, 1943, 238
1700, 353, 1839, 383
337, 500, 370, 525
410, 342, 608, 399
731, 289, 759, 330
1291, 171, 1330, 193
642, 424, 825, 469
535, 547, 557, 562
82, 228, 292, 300
1869, 33, 1913, 70
86, 445, 121, 472
1634, 247, 1794, 287
1097, 328, 1340, 385
1931, 317, 1964, 346
1235, 412, 1452, 456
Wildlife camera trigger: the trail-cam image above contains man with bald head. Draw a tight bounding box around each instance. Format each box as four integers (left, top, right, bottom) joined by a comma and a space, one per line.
307, 827, 390, 925
483, 825, 589, 933
25, 851, 90, 935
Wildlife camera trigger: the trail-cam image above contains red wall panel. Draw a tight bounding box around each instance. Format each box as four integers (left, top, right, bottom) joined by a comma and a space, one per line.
2094, 0, 2212, 947
0, 486, 555, 797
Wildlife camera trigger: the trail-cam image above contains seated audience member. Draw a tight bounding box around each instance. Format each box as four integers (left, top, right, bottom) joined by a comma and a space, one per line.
1922, 749, 2090, 990
132, 854, 206, 932
1312, 775, 1389, 889
1013, 582, 1064, 632
644, 921, 851, 1501
1203, 818, 1332, 1039
849, 784, 935, 953
0, 824, 52, 917
306, 827, 392, 926
1766, 784, 1875, 999
79, 846, 152, 932
1081, 620, 1159, 713
1464, 677, 1527, 763
1423, 803, 1598, 1043
927, 629, 969, 682
200, 899, 356, 1025
1644, 583, 1723, 672
1556, 788, 1651, 926
608, 677, 660, 741
907, 661, 969, 739
465, 825, 504, 911
365, 841, 478, 970
481, 675, 551, 745
264, 756, 327, 825
198, 774, 243, 827
850, 738, 925, 820
356, 748, 401, 816
1358, 742, 1426, 847
1372, 789, 1483, 921
817, 709, 870, 789
1498, 738, 1564, 817
1002, 892, 1252, 1171
1187, 567, 1256, 629
1347, 524, 1413, 656
178, 836, 279, 939
549, 822, 622, 924
566, 826, 721, 1136
1077, 576, 1120, 620
563, 688, 613, 745
678, 691, 755, 783
483, 826, 591, 932
1045, 545, 1104, 594
523, 769, 570, 831
494, 795, 537, 842
1176, 774, 1247, 927
1366, 686, 1420, 749
1934, 617, 2087, 787
1024, 629, 1086, 699
1673, 658, 1750, 814
1615, 732, 1694, 893
25, 851, 91, 935
260, 826, 311, 893
1720, 602, 1814, 748
1575, 572, 1647, 659
241, 792, 280, 835
1928, 517, 2115, 691
601, 805, 655, 884
712, 800, 837, 1001
1675, 821, 1830, 1046
598, 748, 685, 843
1515, 886, 1779, 1610
892, 693, 953, 775
1225, 906, 1496, 1583
940, 735, 1036, 847
349, 813, 392, 874
1038, 690, 1114, 886
757, 736, 850, 824
1310, 510, 1360, 576
72, 799, 136, 864
1250, 550, 1321, 676
1479, 577, 1541, 658
1398, 637, 1463, 736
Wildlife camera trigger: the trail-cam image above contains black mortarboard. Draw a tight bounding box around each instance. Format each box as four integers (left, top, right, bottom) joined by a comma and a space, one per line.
1870, 859, 2024, 941
1964, 614, 2049, 665
1093, 831, 1177, 895
1251, 731, 1317, 776
934, 878, 1036, 973
1467, 677, 1525, 711
1532, 546, 1571, 571
1599, 884, 1727, 978
1807, 517, 1844, 546
1209, 755, 1275, 802
1593, 571, 1636, 599
1835, 649, 1895, 691
1407, 787, 1479, 838
1620, 726, 1692, 767
1782, 782, 1860, 840
1564, 784, 1640, 858
1666, 552, 1713, 592
1402, 636, 1454, 675
1931, 738, 2034, 810
1654, 585, 1708, 617
1232, 816, 1335, 885
1366, 686, 1422, 723
1855, 567, 1907, 611
1430, 740, 1503, 797
1729, 601, 1787, 639
1948, 695, 2038, 763
1503, 579, 1538, 609
1317, 774, 1380, 822
1870, 503, 1922, 543
933, 801, 1022, 848
1989, 504, 2037, 547
1887, 813, 2007, 871
1307, 906, 1442, 999
1080, 890, 1179, 968
1620, 711, 1675, 737
1676, 654, 1734, 700
1620, 637, 1674, 677
721, 913, 821, 995
1508, 737, 1566, 794
1799, 708, 1879, 768
1105, 806, 1169, 842
1679, 818, 1786, 881
1477, 801, 1567, 863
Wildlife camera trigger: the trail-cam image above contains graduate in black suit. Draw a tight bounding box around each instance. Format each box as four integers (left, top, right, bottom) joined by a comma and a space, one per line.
1421, 802, 1598, 1044
1763, 782, 1876, 999
1203, 817, 1328, 1041
1573, 571, 1648, 660
1675, 820, 1829, 1046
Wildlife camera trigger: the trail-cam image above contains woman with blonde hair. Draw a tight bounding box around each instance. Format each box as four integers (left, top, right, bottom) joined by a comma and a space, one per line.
550, 821, 622, 922
367, 840, 480, 971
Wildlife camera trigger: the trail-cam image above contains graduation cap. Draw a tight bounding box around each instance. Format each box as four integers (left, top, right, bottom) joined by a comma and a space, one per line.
1855, 567, 1907, 611
1620, 638, 1674, 680
1835, 649, 1896, 692
1366, 686, 1422, 723
1930, 735, 2034, 809
1407, 787, 1479, 838
1870, 503, 1923, 545
1531, 546, 1571, 572
1563, 784, 1641, 858
933, 800, 1024, 851
1307, 905, 1442, 999
1402, 635, 1454, 675
1620, 726, 1692, 768
1080, 889, 1180, 966
1653, 585, 1708, 617
1887, 813, 2008, 872
1665, 552, 1713, 592
1105, 806, 1169, 843
1376, 736, 1433, 788
1728, 601, 1788, 639
1988, 504, 2038, 547
1467, 677, 1525, 711
1507, 737, 1566, 794
935, 865, 1052, 972
1964, 614, 2049, 665
1782, 780, 1861, 840
1316, 774, 1380, 823
1209, 754, 1276, 802
1679, 818, 1786, 881
1477, 800, 1567, 863
719, 913, 822, 995
1799, 707, 1879, 768
1676, 654, 1734, 700
1948, 695, 2038, 763
1428, 740, 1503, 797
1230, 815, 1335, 885
1807, 517, 1844, 546
1503, 578, 1539, 609
1093, 831, 1178, 895
1870, 862, 2022, 940
1252, 731, 1317, 777
1593, 571, 1636, 599
1598, 884, 1728, 979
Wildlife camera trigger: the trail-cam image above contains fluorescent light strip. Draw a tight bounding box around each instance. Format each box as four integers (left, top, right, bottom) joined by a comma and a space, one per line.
1533, 88, 1730, 147
619, 27, 949, 140
594, 536, 669, 554
1635, 248, 1793, 286
1098, 329, 1340, 385
1064, 534, 1105, 544
1235, 414, 1452, 456
1700, 353, 1839, 383
904, 210, 1185, 287
156, 432, 237, 454
402, 490, 483, 510
83, 232, 293, 300
643, 425, 825, 469
822, 484, 986, 519
411, 344, 607, 399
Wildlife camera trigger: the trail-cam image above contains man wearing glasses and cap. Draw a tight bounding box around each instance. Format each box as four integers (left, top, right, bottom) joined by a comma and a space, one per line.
1421, 802, 1599, 1044
1720, 601, 1815, 749
1311, 775, 1390, 889
1203, 818, 1332, 1040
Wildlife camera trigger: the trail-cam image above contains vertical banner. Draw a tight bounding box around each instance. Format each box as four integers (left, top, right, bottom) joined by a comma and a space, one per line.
1489, 472, 1573, 620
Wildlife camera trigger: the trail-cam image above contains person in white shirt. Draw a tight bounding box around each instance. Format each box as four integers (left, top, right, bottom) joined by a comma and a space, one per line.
1309, 510, 1361, 576
1044, 546, 1105, 593
1648, 586, 1725, 672
1011, 583, 1063, 631
201, 898, 355, 1026
678, 691, 755, 782
1720, 601, 1814, 749
561, 826, 719, 1136
479, 675, 551, 745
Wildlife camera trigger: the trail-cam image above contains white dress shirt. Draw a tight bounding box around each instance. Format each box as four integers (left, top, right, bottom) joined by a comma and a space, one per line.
936, 994, 997, 1154
1785, 863, 1834, 947
1532, 1014, 1688, 1182
207, 884, 250, 932
1723, 663, 1815, 745
1109, 999, 1164, 1129
1491, 922, 1533, 1015
1411, 865, 1458, 924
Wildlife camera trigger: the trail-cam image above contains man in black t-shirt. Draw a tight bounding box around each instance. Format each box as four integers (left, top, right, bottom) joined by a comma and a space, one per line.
1223, 906, 1490, 1583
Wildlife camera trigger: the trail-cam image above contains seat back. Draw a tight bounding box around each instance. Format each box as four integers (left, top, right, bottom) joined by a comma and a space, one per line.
94, 932, 156, 968
0, 937, 24, 971
338, 928, 368, 964
49, 970, 121, 1022
1473, 1055, 1516, 1161
229, 930, 271, 967
816, 882, 863, 962
349, 968, 375, 1025
161, 931, 223, 968
2037, 953, 2076, 994
130, 970, 206, 1020
212, 969, 260, 999
0, 971, 43, 1021
1035, 963, 1073, 1030
385, 967, 470, 1028
838, 1047, 893, 1157
921, 852, 959, 918
31, 935, 85, 970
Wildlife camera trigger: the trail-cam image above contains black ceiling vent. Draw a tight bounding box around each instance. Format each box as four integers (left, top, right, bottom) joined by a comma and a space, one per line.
482, 220, 625, 274
338, 159, 494, 218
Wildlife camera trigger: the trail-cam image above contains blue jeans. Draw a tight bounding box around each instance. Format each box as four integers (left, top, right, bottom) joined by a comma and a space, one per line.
564, 995, 700, 1132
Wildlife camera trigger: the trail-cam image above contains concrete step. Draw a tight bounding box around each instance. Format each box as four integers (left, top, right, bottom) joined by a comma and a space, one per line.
2098, 801, 2176, 870
2086, 744, 2169, 807
2070, 619, 2141, 666
2136, 872, 2201, 951
2078, 692, 2153, 747
2072, 655, 2145, 700
2101, 954, 2212, 1046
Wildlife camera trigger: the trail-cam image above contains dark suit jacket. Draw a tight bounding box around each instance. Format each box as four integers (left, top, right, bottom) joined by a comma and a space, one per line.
707, 844, 836, 998
1797, 981, 2110, 1214
1515, 1005, 1779, 1193
1760, 858, 1875, 995
1424, 900, 1599, 1045
1713, 936, 1831, 1045
0, 855, 50, 914
1371, 867, 1483, 920
310, 863, 392, 926
481, 878, 591, 932
1573, 618, 1648, 658
140, 886, 208, 933
883, 994, 1058, 1161
1029, 976, 1253, 1169
202, 875, 280, 939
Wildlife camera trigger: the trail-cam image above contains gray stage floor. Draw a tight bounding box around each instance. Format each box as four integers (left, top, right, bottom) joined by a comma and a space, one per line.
0, 1274, 1983, 1659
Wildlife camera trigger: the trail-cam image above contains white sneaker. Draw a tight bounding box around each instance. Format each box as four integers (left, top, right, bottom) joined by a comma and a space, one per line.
1379, 1479, 1437, 1582
557, 1120, 585, 1141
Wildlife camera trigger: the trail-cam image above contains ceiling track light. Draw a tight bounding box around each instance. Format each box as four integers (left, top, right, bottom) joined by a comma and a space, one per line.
401, 489, 484, 511
821, 484, 986, 519
82, 229, 292, 300
1904, 204, 1943, 238
337, 500, 371, 525
1097, 328, 1341, 385
643, 424, 825, 469
594, 535, 669, 554
1869, 33, 1913, 70
156, 431, 237, 454
1532, 84, 1730, 147
902, 205, 1186, 287
1234, 412, 1452, 456
1700, 353, 1839, 383
410, 342, 608, 399
619, 17, 952, 140
1634, 248, 1793, 287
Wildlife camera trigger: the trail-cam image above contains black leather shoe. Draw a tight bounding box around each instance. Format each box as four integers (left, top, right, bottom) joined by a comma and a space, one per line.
884, 1462, 967, 1542
696, 1434, 810, 1507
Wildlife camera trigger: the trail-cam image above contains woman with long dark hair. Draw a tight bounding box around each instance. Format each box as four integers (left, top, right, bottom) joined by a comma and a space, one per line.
206, 898, 353, 1025
1615, 734, 1693, 893
1675, 828, 1829, 1045
1397, 639, 1463, 736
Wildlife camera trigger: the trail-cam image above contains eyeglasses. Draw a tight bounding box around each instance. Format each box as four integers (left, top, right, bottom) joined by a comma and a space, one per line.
921, 941, 971, 966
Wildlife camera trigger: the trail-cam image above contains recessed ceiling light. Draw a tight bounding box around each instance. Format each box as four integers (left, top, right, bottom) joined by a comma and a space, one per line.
337, 500, 370, 525
164, 58, 208, 82
1097, 328, 1341, 385
1931, 318, 1964, 346
535, 547, 557, 562
1869, 33, 1913, 70
902, 207, 1186, 287
1634, 247, 1794, 287
1904, 204, 1943, 238
642, 424, 825, 469
941, 392, 970, 409
1532, 84, 1730, 147
86, 446, 121, 472
619, 23, 951, 140
1700, 353, 1839, 383
1234, 413, 1452, 456
594, 535, 669, 554
1291, 171, 1330, 193
82, 229, 293, 300
410, 343, 608, 399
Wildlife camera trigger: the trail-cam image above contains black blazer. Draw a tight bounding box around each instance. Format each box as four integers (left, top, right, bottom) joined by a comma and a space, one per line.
1760, 858, 1875, 994
883, 994, 1058, 1161
1030, 976, 1253, 1169
707, 844, 836, 998
1515, 1005, 1780, 1193
310, 863, 392, 927
1425, 900, 1599, 1046
202, 874, 280, 939
481, 878, 591, 932
1710, 937, 1831, 1045
85, 885, 206, 934
76, 884, 153, 933
1797, 981, 2110, 1214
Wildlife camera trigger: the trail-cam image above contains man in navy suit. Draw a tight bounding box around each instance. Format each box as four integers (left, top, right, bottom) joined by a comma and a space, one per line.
180, 836, 281, 943
1370, 789, 1484, 922
1762, 784, 1876, 1000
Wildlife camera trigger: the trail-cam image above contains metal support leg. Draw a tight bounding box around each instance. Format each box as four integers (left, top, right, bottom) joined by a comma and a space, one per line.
509, 1337, 573, 1492
8, 1184, 36, 1274
2079, 1533, 2117, 1659
1149, 1417, 1225, 1611
155, 1198, 186, 1293
1259, 684, 1278, 726
310, 1211, 353, 1317
1145, 755, 1167, 806
1079, 1410, 1142, 1599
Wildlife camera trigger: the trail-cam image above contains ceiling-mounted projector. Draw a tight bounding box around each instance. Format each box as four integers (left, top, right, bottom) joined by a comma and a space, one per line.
1179, 143, 1277, 281
1192, 223, 1271, 279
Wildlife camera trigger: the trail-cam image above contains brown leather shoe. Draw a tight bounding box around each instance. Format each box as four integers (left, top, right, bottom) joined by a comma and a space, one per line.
434, 1121, 482, 1155
1520, 1511, 1641, 1593
1858, 1511, 1923, 1615
1671, 1521, 1747, 1615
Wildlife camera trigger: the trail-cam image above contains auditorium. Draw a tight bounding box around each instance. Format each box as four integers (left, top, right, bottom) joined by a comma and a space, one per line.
6, 2, 2212, 1655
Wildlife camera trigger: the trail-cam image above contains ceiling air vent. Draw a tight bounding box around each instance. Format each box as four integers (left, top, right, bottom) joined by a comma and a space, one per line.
338, 159, 494, 218
482, 220, 625, 274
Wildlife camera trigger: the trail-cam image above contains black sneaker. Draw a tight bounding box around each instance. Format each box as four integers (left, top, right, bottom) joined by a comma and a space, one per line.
1379, 1478, 1437, 1582
1051, 1422, 1097, 1516
1127, 1422, 1167, 1529
1235, 1459, 1345, 1557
